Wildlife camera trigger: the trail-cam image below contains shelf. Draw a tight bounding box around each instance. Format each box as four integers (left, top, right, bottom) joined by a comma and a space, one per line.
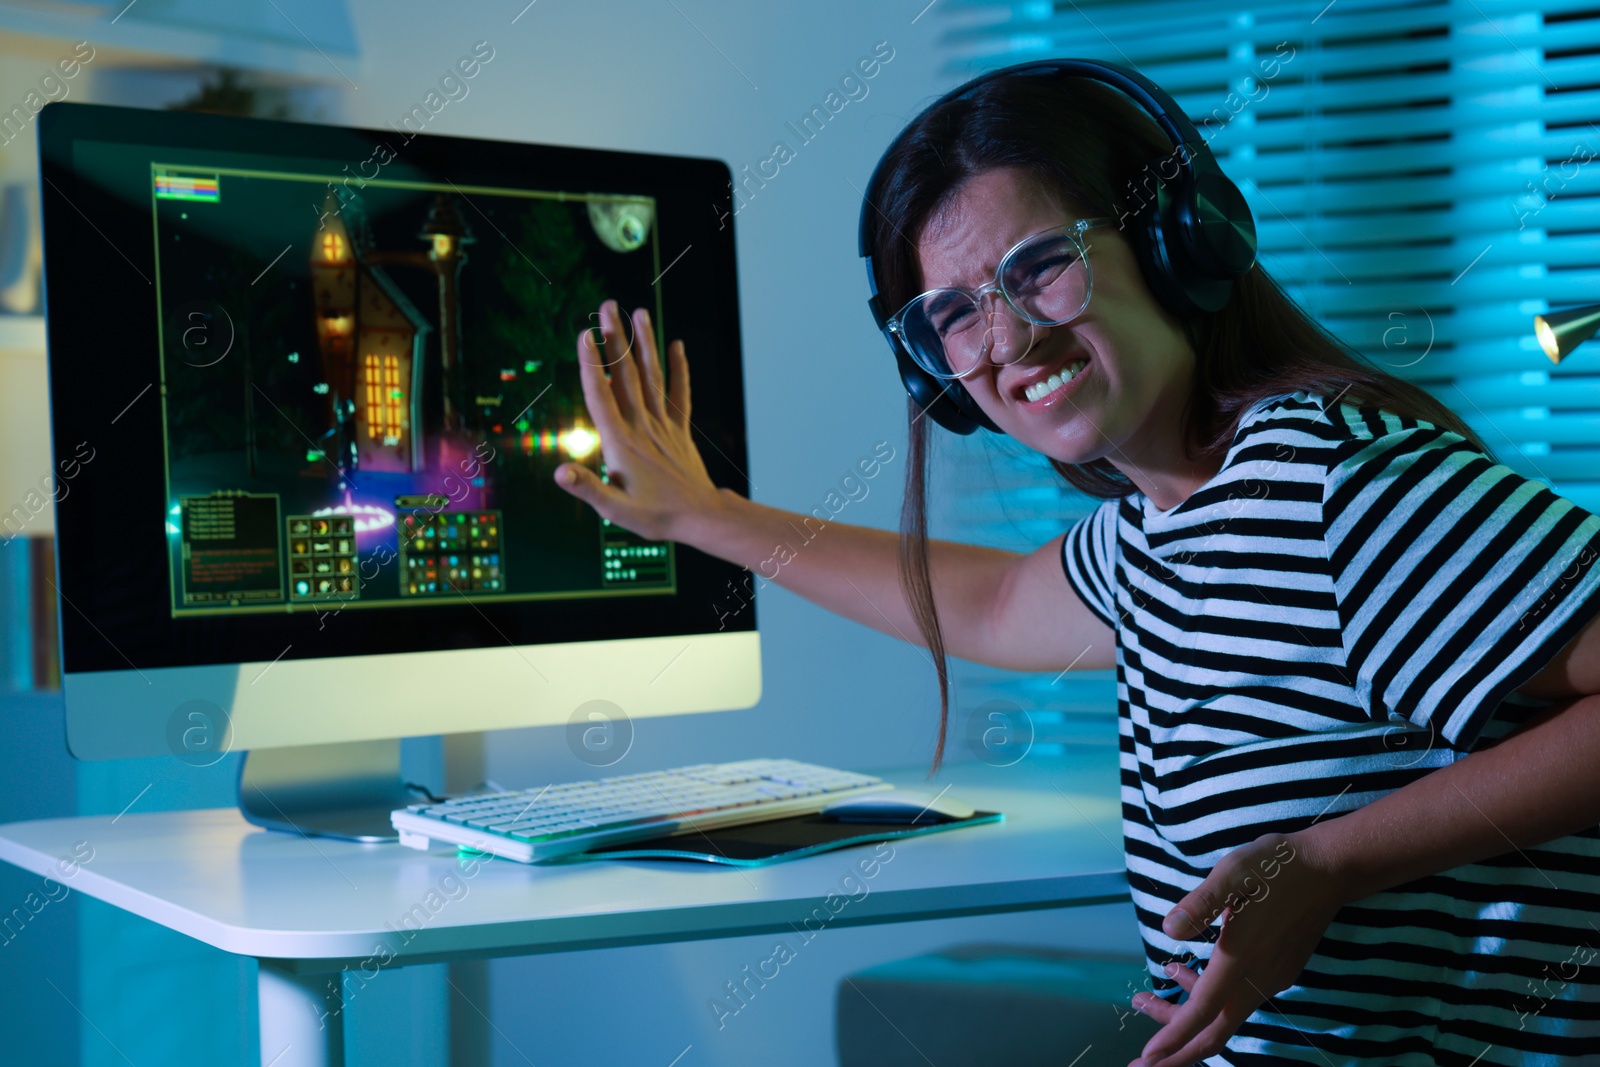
0, 315, 43, 353
0, 0, 361, 83
0, 314, 52, 536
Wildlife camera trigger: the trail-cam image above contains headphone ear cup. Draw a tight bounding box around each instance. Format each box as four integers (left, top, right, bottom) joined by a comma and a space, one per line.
1135, 174, 1235, 316
894, 348, 1001, 435
946, 378, 1002, 435
1130, 182, 1200, 318
1177, 169, 1258, 279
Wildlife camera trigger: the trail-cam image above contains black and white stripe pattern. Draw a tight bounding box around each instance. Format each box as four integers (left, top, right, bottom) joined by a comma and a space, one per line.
1060, 390, 1600, 1065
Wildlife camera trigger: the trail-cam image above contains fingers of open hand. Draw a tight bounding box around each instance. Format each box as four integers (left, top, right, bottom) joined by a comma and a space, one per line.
1166, 883, 1225, 941
667, 338, 691, 429
554, 458, 627, 519
1131, 955, 1255, 1067
1138, 1007, 1249, 1067
599, 300, 648, 422
628, 305, 671, 424
1130, 959, 1197, 1025
564, 300, 709, 541
576, 326, 623, 443
595, 301, 683, 453
1142, 950, 1244, 1063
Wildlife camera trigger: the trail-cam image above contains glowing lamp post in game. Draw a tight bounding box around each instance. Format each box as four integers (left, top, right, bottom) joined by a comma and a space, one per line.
420, 195, 475, 434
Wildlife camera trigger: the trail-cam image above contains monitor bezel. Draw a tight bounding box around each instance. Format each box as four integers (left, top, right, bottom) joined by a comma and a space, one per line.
37, 101, 760, 758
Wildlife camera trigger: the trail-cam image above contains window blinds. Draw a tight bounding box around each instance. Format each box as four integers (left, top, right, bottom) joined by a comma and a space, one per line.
927, 0, 1600, 753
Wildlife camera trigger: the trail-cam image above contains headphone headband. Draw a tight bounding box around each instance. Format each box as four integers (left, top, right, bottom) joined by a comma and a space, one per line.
857, 59, 1215, 260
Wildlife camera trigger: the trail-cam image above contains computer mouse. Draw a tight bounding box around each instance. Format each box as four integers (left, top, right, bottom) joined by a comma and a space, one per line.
820, 790, 976, 824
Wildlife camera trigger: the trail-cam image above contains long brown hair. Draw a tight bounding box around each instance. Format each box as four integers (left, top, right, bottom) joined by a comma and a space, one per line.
868, 69, 1497, 772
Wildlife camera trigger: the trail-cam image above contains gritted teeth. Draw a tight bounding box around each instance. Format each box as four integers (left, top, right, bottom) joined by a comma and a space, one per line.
1024, 359, 1088, 402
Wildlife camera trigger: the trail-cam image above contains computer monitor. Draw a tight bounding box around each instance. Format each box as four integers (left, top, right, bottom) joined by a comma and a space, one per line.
36, 101, 759, 837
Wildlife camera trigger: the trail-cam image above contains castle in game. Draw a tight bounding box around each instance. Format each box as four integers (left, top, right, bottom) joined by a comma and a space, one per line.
307, 190, 475, 475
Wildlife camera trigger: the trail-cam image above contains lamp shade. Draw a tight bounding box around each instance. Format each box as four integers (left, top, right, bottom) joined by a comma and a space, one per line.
1534, 303, 1600, 363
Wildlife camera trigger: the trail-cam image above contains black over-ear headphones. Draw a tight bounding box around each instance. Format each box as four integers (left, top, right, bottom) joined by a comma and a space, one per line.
857, 59, 1259, 436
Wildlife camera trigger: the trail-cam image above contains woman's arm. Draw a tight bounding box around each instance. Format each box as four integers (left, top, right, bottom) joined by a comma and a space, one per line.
1246, 613, 1600, 916
555, 300, 1115, 673
685, 492, 1116, 672
1287, 690, 1600, 910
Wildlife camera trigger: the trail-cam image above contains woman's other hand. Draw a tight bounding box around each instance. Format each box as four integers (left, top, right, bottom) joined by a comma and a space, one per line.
1127, 831, 1352, 1067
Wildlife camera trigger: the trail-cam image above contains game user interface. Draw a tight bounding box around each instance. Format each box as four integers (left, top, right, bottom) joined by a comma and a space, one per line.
152, 164, 673, 618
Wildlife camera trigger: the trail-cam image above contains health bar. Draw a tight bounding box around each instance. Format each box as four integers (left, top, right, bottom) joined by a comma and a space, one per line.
155, 173, 220, 201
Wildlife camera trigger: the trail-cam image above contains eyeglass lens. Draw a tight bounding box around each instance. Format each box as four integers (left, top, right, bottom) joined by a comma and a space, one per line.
900, 229, 1091, 378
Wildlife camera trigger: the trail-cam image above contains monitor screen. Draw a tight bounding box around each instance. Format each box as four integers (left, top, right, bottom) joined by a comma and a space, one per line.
39, 102, 758, 758
152, 166, 674, 616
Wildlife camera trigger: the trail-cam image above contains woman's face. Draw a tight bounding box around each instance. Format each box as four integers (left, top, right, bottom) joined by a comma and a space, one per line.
913, 166, 1197, 476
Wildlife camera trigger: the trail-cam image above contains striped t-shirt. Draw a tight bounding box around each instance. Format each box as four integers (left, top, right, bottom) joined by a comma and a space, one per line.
1059, 389, 1600, 1065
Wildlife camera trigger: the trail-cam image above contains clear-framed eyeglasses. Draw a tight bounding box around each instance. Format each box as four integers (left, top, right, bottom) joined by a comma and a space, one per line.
886, 217, 1114, 381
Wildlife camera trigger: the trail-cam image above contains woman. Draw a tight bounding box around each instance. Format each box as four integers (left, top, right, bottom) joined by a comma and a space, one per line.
553, 65, 1600, 1066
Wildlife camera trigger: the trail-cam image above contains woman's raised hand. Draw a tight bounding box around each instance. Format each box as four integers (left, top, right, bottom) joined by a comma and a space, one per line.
553, 299, 724, 542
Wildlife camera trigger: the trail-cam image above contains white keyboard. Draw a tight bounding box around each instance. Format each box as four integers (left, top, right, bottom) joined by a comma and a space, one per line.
390, 758, 886, 863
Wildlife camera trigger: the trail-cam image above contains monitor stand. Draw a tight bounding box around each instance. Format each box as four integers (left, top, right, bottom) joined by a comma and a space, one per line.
238, 738, 416, 842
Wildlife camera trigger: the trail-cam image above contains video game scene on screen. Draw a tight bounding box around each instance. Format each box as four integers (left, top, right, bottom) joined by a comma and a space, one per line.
150, 165, 673, 619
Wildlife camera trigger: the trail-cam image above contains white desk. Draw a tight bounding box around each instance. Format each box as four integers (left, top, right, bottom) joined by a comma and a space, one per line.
0, 753, 1127, 1067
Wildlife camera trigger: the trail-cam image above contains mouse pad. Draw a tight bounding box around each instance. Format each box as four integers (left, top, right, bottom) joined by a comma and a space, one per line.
546, 810, 1004, 867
